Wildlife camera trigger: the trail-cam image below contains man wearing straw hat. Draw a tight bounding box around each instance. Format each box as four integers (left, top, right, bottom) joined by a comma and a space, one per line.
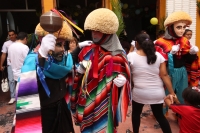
155, 11, 200, 106
71, 8, 131, 133
15, 13, 91, 132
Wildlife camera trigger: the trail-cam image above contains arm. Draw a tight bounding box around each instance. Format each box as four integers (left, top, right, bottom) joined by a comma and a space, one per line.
159, 62, 175, 95
0, 53, 6, 71
129, 45, 134, 53
130, 64, 134, 88
164, 94, 180, 107
164, 94, 173, 107
38, 56, 46, 67
71, 40, 93, 64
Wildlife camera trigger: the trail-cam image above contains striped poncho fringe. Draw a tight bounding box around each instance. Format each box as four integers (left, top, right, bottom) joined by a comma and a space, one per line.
71, 44, 131, 133
155, 37, 200, 87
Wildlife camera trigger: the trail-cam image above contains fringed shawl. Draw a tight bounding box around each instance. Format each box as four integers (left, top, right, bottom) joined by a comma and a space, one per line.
155, 37, 190, 60
155, 37, 200, 86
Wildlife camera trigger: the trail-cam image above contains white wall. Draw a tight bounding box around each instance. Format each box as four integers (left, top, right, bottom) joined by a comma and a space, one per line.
166, 0, 196, 45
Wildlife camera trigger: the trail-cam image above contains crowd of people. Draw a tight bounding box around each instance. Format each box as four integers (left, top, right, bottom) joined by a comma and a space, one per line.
0, 8, 200, 133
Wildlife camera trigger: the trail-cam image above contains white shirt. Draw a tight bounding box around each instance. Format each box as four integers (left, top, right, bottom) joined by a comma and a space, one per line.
8, 42, 29, 81
127, 52, 166, 104
1, 40, 15, 65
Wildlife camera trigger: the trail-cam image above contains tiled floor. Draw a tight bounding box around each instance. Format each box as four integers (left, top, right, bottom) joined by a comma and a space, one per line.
0, 90, 179, 133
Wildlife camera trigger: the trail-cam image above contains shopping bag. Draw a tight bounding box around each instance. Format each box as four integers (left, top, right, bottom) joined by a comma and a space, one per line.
1, 69, 9, 92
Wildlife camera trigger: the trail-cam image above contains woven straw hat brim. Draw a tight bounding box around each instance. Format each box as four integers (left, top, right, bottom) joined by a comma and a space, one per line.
164, 11, 192, 27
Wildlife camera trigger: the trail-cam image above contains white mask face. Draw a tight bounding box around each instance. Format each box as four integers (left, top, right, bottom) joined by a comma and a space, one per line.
173, 21, 187, 37
92, 31, 103, 43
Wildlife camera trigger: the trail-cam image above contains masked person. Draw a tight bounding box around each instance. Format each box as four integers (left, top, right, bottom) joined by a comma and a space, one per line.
70, 8, 131, 133
154, 11, 200, 105
15, 20, 91, 133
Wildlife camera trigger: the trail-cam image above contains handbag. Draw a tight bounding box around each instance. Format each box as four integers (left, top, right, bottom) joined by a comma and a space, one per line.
1, 69, 9, 92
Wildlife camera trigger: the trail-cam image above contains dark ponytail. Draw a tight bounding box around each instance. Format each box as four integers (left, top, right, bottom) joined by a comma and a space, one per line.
135, 33, 157, 64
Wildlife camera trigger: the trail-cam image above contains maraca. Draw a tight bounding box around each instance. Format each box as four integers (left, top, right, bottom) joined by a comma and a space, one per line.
40, 11, 63, 55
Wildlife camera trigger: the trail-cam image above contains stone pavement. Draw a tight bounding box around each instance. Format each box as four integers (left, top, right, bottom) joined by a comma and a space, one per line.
0, 89, 179, 133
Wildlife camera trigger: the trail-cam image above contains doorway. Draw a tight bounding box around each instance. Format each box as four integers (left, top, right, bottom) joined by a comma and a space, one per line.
58, 0, 158, 41
121, 0, 157, 41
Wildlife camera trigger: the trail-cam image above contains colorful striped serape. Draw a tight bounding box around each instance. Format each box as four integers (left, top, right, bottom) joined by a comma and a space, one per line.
155, 37, 200, 87
71, 44, 131, 133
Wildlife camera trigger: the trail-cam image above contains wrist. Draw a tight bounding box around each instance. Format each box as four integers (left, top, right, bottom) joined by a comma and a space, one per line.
174, 98, 180, 104
38, 48, 48, 58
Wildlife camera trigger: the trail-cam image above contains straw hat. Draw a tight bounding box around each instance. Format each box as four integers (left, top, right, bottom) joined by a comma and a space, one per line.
164, 11, 192, 27
35, 21, 73, 40
84, 8, 119, 34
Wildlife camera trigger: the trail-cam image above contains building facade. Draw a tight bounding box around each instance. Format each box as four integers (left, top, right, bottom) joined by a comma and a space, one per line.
0, 0, 199, 55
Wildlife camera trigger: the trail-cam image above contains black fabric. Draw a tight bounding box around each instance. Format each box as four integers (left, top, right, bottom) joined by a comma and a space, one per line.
168, 25, 180, 39
70, 46, 81, 64
41, 98, 74, 133
37, 57, 67, 107
132, 100, 172, 133
37, 47, 80, 133
173, 53, 197, 68
37, 74, 68, 107
37, 50, 80, 107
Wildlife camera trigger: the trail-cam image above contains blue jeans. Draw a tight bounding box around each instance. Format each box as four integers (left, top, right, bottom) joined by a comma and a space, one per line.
7, 65, 16, 98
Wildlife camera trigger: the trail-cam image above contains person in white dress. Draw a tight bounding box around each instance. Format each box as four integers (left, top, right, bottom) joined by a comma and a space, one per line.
127, 33, 175, 133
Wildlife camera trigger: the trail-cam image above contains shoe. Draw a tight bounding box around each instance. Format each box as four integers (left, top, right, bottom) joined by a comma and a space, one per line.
8, 98, 16, 105
13, 114, 16, 126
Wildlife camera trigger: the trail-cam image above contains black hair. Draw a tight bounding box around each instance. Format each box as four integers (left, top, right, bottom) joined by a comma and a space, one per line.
16, 32, 28, 40
140, 30, 147, 34
120, 40, 131, 54
183, 29, 192, 36
8, 30, 17, 34
135, 33, 157, 64
157, 30, 165, 38
168, 24, 180, 38
182, 87, 200, 108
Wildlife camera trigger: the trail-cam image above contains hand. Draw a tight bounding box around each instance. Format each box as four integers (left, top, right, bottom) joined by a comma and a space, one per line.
79, 40, 92, 48
113, 74, 127, 87
170, 44, 180, 54
38, 34, 57, 58
77, 64, 85, 74
173, 95, 180, 104
76, 61, 88, 74
0, 66, 4, 71
189, 45, 199, 54
131, 40, 135, 46
164, 94, 174, 104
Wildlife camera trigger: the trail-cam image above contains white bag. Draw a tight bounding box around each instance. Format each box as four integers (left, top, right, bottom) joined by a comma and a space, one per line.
1, 71, 9, 92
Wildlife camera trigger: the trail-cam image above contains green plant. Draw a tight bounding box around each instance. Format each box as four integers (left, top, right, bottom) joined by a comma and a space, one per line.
158, 16, 167, 31
110, 0, 125, 36
197, 1, 200, 9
